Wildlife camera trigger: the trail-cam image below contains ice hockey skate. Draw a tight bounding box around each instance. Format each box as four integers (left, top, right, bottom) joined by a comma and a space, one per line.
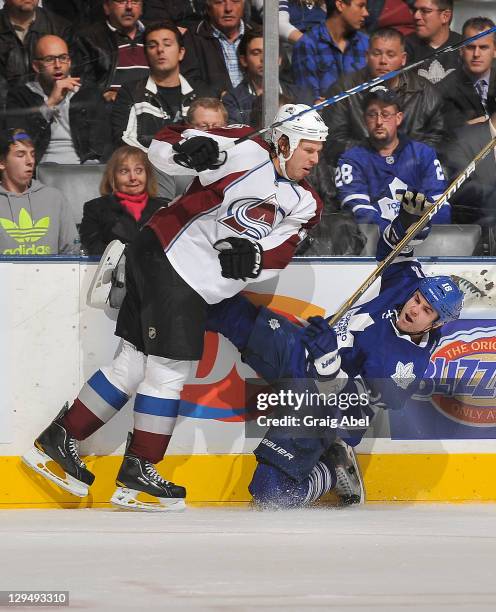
22, 404, 95, 497
111, 451, 186, 512
324, 439, 365, 505
87, 239, 126, 308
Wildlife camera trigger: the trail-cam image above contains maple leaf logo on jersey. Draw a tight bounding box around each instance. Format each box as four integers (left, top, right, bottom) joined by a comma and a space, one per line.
219, 194, 280, 240
418, 60, 455, 84
391, 361, 416, 390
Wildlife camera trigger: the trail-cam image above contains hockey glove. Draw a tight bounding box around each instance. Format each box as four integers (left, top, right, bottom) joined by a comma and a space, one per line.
214, 237, 263, 281
172, 136, 223, 172
387, 190, 432, 250
396, 190, 433, 228
302, 316, 341, 379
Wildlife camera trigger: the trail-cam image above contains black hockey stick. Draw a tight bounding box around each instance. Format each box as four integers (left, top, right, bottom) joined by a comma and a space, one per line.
226, 25, 496, 149
327, 136, 496, 327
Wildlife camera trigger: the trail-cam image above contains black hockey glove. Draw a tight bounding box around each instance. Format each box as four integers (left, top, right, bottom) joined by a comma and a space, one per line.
172, 136, 223, 172
214, 237, 263, 281
387, 190, 432, 249
397, 190, 432, 228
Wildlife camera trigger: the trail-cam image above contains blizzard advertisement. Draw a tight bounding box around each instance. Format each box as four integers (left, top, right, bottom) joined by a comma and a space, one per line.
389, 320, 496, 439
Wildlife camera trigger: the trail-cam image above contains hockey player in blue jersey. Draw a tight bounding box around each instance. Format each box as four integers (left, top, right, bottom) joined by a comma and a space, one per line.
336, 86, 451, 233
206, 188, 464, 508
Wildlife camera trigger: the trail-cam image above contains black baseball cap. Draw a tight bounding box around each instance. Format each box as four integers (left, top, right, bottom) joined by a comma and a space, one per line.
362, 86, 402, 112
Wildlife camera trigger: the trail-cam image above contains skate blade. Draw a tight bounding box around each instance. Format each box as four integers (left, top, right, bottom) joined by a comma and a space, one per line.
344, 447, 366, 505
22, 447, 89, 498
110, 487, 186, 512
335, 465, 365, 506
87, 239, 125, 307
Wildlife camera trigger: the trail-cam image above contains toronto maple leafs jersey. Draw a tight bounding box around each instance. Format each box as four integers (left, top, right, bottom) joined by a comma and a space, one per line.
328, 234, 442, 411
147, 125, 322, 304
336, 136, 450, 232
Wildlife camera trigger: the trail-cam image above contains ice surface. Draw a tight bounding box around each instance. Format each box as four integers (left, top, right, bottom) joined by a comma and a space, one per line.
2, 505, 496, 611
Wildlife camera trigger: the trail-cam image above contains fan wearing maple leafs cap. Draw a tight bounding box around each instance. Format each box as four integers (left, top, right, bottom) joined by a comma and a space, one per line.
0, 128, 78, 256
205, 188, 464, 509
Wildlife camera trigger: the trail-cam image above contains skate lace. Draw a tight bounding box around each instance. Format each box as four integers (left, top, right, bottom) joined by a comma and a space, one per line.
68, 437, 86, 468
144, 462, 170, 485
335, 466, 353, 496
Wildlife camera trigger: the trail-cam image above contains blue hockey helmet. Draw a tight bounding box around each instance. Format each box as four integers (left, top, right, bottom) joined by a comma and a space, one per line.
417, 276, 464, 325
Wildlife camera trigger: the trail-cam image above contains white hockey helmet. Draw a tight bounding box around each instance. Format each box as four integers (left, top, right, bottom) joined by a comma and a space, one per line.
271, 104, 328, 179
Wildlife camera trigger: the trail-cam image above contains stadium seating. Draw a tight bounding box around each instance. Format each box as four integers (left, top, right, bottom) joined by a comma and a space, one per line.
415, 224, 481, 256
37, 164, 106, 225
359, 224, 482, 256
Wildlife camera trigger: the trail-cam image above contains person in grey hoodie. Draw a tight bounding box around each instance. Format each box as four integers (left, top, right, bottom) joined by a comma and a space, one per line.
0, 129, 78, 255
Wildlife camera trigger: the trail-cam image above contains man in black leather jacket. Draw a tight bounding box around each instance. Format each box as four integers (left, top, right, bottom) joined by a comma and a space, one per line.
5, 34, 111, 164
322, 27, 445, 165
0, 0, 72, 105
112, 20, 205, 150
75, 0, 148, 103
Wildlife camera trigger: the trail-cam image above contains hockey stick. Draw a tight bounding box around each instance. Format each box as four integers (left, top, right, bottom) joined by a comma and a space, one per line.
228, 25, 496, 148
327, 135, 496, 327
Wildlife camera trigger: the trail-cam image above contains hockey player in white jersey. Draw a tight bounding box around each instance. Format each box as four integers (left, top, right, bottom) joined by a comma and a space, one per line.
206, 189, 465, 508
23, 105, 329, 511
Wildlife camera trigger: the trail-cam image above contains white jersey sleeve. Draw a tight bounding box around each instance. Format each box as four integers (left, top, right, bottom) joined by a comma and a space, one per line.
148, 128, 268, 187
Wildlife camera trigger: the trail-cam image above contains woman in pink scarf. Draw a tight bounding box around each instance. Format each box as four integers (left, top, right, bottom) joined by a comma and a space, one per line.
80, 146, 169, 255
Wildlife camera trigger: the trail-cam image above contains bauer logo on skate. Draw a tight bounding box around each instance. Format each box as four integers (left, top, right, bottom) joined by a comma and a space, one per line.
218, 195, 281, 240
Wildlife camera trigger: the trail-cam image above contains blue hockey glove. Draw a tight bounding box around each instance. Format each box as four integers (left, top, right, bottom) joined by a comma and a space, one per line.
302, 316, 341, 379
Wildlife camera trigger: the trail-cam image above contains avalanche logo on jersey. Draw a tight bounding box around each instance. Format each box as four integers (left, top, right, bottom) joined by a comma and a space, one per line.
218, 194, 281, 240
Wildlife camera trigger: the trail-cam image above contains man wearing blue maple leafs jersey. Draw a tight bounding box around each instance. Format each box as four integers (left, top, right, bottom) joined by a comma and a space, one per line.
206, 187, 464, 508
335, 86, 451, 234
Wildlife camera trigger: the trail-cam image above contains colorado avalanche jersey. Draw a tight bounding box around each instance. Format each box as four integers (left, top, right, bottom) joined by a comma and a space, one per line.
335, 136, 450, 232
147, 126, 322, 304
329, 235, 442, 410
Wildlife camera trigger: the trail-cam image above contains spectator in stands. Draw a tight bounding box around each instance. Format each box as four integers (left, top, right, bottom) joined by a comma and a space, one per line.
291, 0, 369, 102
439, 18, 496, 137
323, 27, 445, 165
335, 87, 450, 233
112, 20, 203, 150
0, 0, 72, 104
0, 128, 78, 255
142, 1, 205, 30
186, 97, 227, 129
79, 145, 168, 255
221, 26, 304, 125
180, 0, 248, 98
43, 1, 104, 27
5, 35, 111, 164
250, 0, 326, 44
365, 0, 415, 36
406, 0, 461, 84
442, 94, 496, 229
77, 0, 148, 104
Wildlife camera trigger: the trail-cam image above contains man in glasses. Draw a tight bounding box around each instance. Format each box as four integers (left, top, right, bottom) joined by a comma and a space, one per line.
5, 34, 111, 164
76, 0, 148, 104
323, 27, 445, 166
405, 0, 462, 84
0, 0, 72, 105
335, 86, 450, 233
